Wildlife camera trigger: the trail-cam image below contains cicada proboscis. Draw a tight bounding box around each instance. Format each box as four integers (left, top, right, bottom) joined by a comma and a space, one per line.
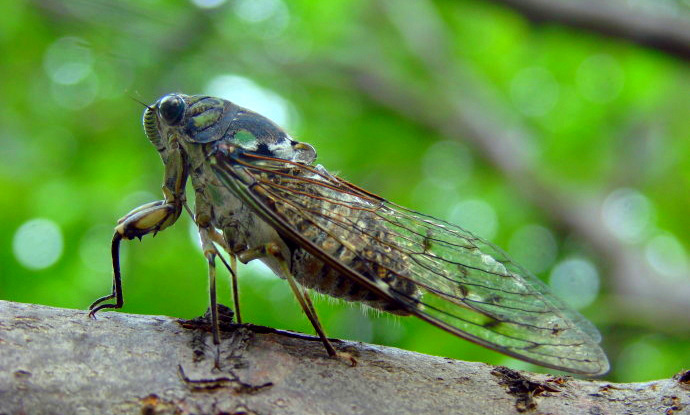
89, 93, 609, 375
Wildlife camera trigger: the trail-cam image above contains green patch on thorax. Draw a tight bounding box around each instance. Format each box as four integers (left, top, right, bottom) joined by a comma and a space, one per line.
233, 129, 257, 146
192, 109, 222, 129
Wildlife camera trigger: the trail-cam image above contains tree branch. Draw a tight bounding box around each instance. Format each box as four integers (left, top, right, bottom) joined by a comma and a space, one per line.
488, 0, 690, 60
0, 301, 688, 414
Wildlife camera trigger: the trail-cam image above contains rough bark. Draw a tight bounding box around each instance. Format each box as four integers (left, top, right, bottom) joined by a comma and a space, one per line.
0, 300, 688, 415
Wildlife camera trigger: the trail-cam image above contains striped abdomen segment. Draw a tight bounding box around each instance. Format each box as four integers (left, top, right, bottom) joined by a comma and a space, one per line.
288, 213, 420, 315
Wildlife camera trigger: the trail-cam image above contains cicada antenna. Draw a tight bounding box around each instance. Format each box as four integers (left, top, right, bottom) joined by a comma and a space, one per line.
126, 91, 153, 110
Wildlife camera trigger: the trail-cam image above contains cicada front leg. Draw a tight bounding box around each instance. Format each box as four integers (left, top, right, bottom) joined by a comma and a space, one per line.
90, 150, 187, 318
89, 199, 183, 316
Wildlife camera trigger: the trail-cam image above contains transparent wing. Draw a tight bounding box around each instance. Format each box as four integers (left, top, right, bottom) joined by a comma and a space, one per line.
211, 146, 609, 375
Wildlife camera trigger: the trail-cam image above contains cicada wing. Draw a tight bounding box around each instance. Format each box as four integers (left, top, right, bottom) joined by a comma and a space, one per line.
371, 203, 608, 374
211, 148, 609, 375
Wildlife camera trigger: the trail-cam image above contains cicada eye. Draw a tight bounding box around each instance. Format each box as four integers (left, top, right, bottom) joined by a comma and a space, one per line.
158, 95, 186, 125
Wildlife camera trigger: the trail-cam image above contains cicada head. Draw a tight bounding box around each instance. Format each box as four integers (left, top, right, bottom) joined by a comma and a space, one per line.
143, 93, 316, 164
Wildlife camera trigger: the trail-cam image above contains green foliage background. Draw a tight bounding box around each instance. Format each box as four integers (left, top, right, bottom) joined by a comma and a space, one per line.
1, 0, 689, 382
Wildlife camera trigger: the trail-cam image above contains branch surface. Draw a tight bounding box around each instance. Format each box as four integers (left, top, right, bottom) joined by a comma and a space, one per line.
0, 301, 688, 415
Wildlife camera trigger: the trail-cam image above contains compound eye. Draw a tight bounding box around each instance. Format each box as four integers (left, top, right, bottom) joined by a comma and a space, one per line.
158, 95, 185, 125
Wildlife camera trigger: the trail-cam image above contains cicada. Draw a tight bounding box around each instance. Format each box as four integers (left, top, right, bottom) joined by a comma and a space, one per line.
90, 93, 609, 375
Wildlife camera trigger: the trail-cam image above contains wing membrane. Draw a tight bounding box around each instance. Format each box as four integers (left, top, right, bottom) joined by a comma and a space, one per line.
211, 147, 609, 375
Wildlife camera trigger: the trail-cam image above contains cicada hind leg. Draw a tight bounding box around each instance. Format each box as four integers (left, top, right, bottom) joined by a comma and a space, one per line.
238, 242, 357, 366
